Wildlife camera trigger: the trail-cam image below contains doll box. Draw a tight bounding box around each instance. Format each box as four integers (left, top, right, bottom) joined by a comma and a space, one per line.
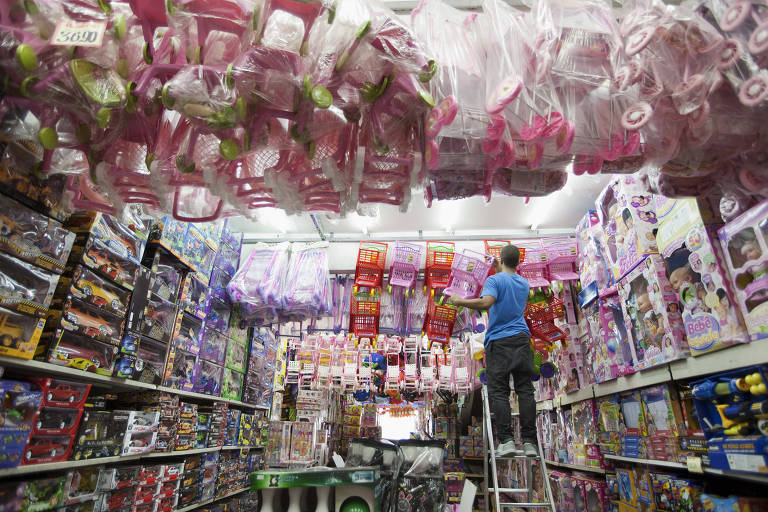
617, 254, 689, 370
583, 292, 634, 383
717, 199, 768, 342
618, 390, 647, 437
656, 198, 749, 354
640, 384, 685, 437
576, 210, 615, 294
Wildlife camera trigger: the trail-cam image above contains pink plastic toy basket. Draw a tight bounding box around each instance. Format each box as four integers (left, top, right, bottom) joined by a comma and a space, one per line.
444, 249, 493, 299
545, 237, 579, 282
517, 241, 550, 288
389, 241, 424, 289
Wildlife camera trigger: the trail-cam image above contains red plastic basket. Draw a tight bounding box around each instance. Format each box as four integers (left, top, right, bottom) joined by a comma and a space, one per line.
351, 314, 379, 338
423, 297, 457, 345
354, 241, 388, 288
484, 239, 509, 276
426, 241, 455, 291
351, 291, 381, 316
427, 268, 451, 290
525, 298, 565, 343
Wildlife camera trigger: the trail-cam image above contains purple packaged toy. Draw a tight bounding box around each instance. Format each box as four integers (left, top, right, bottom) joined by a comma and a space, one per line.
279, 243, 332, 321
617, 255, 689, 370
205, 298, 230, 335
208, 267, 231, 303
583, 292, 634, 382
717, 199, 768, 342
199, 326, 228, 365
179, 274, 209, 321
214, 244, 240, 277
194, 360, 223, 396
164, 349, 199, 392
171, 311, 203, 355
219, 221, 243, 253
226, 242, 289, 324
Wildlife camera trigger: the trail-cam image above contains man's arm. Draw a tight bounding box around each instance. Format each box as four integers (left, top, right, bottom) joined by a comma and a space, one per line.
448, 295, 495, 311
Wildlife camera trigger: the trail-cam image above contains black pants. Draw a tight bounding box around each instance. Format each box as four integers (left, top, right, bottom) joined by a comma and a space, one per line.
486, 333, 537, 445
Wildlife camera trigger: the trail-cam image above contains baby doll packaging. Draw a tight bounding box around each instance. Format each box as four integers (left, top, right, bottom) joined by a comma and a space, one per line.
596, 176, 664, 281
656, 198, 749, 354
583, 292, 635, 383
617, 254, 689, 370
576, 210, 615, 294
717, 199, 768, 342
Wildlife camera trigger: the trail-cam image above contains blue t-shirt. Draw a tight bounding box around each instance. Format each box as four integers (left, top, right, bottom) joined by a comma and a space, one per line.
481, 272, 530, 347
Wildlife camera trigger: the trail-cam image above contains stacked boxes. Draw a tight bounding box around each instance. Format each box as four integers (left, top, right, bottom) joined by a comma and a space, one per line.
179, 455, 203, 507
0, 194, 74, 359
117, 410, 159, 455
243, 327, 278, 407
0, 380, 43, 468
176, 402, 198, 451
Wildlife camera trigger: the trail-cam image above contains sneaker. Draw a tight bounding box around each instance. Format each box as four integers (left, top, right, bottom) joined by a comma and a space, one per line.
523, 442, 538, 457
496, 440, 521, 457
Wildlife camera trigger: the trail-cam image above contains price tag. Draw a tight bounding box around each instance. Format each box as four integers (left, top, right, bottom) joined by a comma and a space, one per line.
686, 456, 704, 474
50, 19, 107, 48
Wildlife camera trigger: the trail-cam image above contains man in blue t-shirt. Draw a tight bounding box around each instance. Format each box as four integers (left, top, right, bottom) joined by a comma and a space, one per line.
449, 245, 536, 457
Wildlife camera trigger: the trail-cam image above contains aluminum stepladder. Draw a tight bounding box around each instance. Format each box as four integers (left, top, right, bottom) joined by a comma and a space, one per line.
481, 384, 556, 511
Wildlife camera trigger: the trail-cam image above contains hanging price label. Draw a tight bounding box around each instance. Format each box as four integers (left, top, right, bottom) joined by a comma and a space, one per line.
50, 19, 107, 48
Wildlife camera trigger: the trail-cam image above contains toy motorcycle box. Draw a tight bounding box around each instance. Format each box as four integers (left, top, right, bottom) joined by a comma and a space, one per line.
51, 296, 125, 346
66, 212, 145, 265
57, 265, 131, 317
43, 329, 119, 376
0, 306, 46, 359
0, 252, 59, 317
0, 194, 75, 274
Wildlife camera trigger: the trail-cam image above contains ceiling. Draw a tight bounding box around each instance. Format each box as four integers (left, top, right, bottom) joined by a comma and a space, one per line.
227, 173, 612, 241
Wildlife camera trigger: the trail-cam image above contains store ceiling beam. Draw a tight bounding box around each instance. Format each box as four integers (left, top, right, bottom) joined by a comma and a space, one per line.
243, 228, 575, 244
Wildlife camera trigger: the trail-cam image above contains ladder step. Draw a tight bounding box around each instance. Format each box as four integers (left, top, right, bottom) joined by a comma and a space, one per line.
490, 452, 538, 459
499, 503, 551, 508
488, 488, 530, 494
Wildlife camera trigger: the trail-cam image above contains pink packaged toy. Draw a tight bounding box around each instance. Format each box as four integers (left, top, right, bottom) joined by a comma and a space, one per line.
717, 199, 768, 342
656, 198, 749, 354
576, 211, 615, 294
583, 292, 635, 383
596, 176, 662, 281
582, 478, 609, 512
617, 254, 689, 370
571, 399, 601, 468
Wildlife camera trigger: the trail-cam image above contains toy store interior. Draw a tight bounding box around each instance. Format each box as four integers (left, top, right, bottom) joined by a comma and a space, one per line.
2, 0, 768, 511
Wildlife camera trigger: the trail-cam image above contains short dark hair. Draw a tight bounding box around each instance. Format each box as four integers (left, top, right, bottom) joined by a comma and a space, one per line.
500, 244, 520, 268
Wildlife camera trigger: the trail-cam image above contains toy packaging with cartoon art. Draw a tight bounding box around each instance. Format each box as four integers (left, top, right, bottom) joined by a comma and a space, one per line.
199, 326, 228, 365
57, 264, 131, 317
194, 360, 223, 396
224, 338, 248, 374
576, 210, 615, 295
179, 274, 210, 321
617, 255, 689, 370
204, 298, 231, 335
0, 380, 43, 469
148, 217, 190, 270
221, 368, 244, 401
171, 311, 203, 355
583, 291, 634, 383
657, 198, 749, 355
717, 199, 768, 342
163, 348, 199, 392
0, 194, 75, 274
648, 472, 702, 512
641, 384, 686, 462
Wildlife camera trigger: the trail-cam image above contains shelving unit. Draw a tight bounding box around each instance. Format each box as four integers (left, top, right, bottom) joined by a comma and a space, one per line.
604, 455, 768, 485
544, 460, 606, 475
174, 487, 250, 512
0, 355, 268, 411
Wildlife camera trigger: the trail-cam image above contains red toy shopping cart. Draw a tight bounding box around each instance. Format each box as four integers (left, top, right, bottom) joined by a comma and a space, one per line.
353, 241, 388, 290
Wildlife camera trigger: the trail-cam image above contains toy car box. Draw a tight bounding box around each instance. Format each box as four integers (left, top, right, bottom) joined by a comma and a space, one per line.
141, 293, 176, 345
22, 474, 66, 511
193, 360, 223, 396
178, 274, 209, 321
31, 406, 84, 436
66, 212, 145, 264
116, 336, 167, 385
71, 409, 127, 460
0, 306, 46, 359
717, 199, 768, 342
57, 265, 131, 317
0, 252, 59, 317
199, 326, 227, 365
43, 329, 119, 376
163, 348, 198, 392
21, 433, 75, 465
171, 311, 202, 355
122, 430, 157, 455
68, 237, 140, 291
617, 254, 689, 370
29, 378, 91, 407
0, 194, 75, 274
50, 296, 125, 346
656, 198, 749, 355
221, 368, 244, 401
115, 410, 160, 433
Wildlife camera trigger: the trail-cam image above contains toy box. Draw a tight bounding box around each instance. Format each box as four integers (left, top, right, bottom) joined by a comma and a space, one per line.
576, 210, 615, 294
163, 348, 198, 392
148, 255, 183, 304
205, 298, 230, 335
221, 368, 244, 401
596, 177, 663, 281
171, 311, 202, 355
0, 253, 58, 317
596, 395, 622, 456
179, 274, 209, 321
648, 472, 703, 512
657, 198, 749, 354
115, 410, 159, 433
198, 244, 216, 282
571, 399, 600, 466
0, 306, 46, 359
141, 293, 176, 344
71, 409, 127, 459
0, 194, 75, 274
69, 237, 140, 291
228, 304, 248, 345
147, 217, 188, 266
29, 378, 90, 408
133, 337, 168, 385
208, 267, 231, 303
183, 225, 206, 273
220, 221, 243, 253
66, 212, 145, 264
617, 254, 689, 370
717, 199, 768, 342
122, 430, 157, 455
641, 384, 686, 461
44, 329, 119, 376
194, 360, 223, 395
60, 265, 131, 316
199, 325, 228, 365
21, 434, 74, 465
53, 296, 125, 346
583, 292, 634, 383
214, 243, 240, 277
225, 338, 247, 373
0, 381, 42, 469
201, 219, 224, 252
22, 474, 66, 511
63, 467, 101, 505
289, 421, 316, 462
32, 407, 84, 436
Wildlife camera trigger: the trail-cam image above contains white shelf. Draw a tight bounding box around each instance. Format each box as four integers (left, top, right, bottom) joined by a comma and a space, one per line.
545, 460, 606, 475
144, 447, 220, 458
704, 467, 768, 485
669, 338, 768, 380
174, 487, 250, 512
604, 454, 686, 470
0, 356, 263, 409
536, 399, 555, 411
559, 386, 594, 406
592, 365, 672, 398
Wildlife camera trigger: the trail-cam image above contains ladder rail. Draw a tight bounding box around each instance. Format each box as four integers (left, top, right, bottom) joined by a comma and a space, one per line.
480, 383, 556, 511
